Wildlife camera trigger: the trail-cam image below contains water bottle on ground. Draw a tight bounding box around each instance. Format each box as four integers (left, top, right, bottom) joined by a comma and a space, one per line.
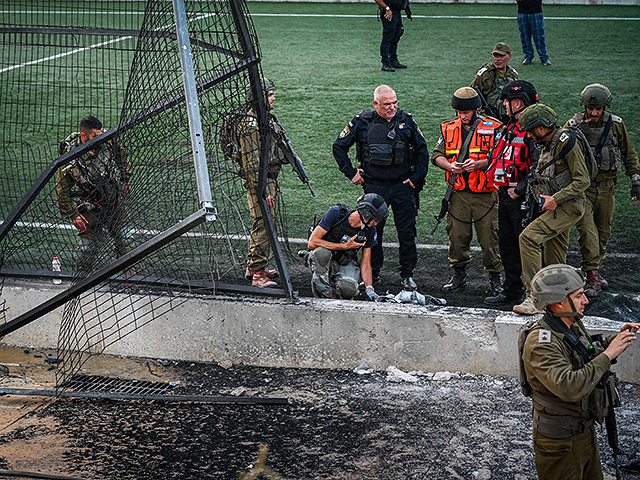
52, 257, 62, 284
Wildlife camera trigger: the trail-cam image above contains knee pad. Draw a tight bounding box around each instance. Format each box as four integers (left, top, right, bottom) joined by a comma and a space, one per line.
337, 277, 359, 300
311, 247, 332, 267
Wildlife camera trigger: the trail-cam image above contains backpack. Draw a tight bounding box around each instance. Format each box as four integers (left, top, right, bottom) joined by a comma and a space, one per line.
217, 108, 247, 171
517, 319, 538, 396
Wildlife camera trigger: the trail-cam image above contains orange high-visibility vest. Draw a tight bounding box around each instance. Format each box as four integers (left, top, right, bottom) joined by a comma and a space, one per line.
440, 116, 501, 192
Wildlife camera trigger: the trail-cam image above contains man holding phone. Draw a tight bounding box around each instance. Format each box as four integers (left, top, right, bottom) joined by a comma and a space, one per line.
432, 87, 504, 294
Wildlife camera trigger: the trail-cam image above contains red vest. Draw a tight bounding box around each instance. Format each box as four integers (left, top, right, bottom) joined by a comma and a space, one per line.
441, 117, 501, 193
487, 122, 532, 187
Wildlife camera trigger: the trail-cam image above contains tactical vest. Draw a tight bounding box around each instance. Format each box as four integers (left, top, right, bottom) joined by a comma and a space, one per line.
482, 65, 518, 119
440, 116, 500, 193
568, 111, 623, 174
489, 123, 531, 187
322, 204, 362, 266
529, 128, 575, 198
357, 110, 412, 168
518, 315, 613, 438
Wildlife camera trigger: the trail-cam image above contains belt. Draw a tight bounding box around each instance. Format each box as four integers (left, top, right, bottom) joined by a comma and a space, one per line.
591, 178, 616, 188
532, 408, 594, 439
365, 178, 402, 186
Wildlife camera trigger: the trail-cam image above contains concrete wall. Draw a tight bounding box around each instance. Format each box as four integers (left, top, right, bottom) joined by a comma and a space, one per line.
2, 278, 639, 382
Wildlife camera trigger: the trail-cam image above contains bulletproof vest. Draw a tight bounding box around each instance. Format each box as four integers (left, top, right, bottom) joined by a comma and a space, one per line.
570, 111, 622, 174
529, 129, 574, 199
322, 205, 361, 265
486, 66, 518, 119
357, 110, 411, 167
268, 114, 288, 170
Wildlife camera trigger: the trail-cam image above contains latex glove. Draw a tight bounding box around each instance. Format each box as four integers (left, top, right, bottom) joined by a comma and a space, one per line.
365, 286, 379, 302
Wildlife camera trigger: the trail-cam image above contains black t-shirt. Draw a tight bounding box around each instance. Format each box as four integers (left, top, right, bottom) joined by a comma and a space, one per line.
518, 0, 543, 15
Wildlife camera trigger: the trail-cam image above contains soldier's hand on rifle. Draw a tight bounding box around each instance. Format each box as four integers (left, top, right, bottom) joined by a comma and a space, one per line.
604, 328, 638, 362
73, 214, 88, 233
351, 168, 365, 186
540, 194, 557, 211
403, 178, 416, 189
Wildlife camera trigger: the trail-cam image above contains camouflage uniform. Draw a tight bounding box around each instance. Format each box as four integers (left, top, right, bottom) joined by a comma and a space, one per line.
522, 316, 616, 480
470, 63, 518, 121
56, 132, 133, 269
565, 111, 640, 273
238, 111, 287, 273
520, 129, 590, 296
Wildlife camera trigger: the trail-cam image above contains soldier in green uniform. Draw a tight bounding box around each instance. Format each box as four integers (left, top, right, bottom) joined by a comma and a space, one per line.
514, 104, 591, 315
470, 42, 519, 123
237, 78, 288, 288
56, 115, 133, 273
565, 84, 640, 297
520, 263, 639, 480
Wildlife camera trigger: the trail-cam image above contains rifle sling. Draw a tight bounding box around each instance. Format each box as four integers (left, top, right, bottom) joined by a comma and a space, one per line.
595, 114, 613, 158
445, 116, 483, 199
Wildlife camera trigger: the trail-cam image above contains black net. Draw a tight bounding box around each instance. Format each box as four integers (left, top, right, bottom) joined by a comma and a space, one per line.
0, 0, 295, 387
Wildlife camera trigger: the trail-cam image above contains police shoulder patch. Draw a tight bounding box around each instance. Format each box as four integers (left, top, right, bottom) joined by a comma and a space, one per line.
559, 132, 569, 143
417, 126, 424, 138
339, 126, 351, 139
538, 329, 551, 343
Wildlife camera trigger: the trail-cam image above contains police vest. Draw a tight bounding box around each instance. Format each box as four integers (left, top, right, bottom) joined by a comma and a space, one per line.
356, 110, 412, 168
440, 116, 500, 193
568, 111, 623, 174
489, 123, 531, 188
322, 204, 362, 265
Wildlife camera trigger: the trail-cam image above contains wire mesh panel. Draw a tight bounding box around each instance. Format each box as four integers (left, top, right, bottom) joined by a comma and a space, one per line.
0, 0, 293, 387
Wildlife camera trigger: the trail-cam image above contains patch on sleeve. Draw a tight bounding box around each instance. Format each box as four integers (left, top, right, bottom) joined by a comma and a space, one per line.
417, 126, 424, 138
538, 329, 551, 343
436, 135, 444, 145
559, 132, 569, 143
339, 126, 351, 139
476, 67, 488, 76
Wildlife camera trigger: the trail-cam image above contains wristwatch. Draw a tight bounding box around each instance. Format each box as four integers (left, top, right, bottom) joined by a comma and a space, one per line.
385, 6, 390, 10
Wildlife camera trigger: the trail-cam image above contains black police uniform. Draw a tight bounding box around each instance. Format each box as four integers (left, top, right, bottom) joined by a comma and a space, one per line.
333, 109, 428, 281
380, 0, 405, 67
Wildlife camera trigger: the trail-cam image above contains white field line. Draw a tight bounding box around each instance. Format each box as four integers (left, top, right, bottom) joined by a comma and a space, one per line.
5, 220, 639, 258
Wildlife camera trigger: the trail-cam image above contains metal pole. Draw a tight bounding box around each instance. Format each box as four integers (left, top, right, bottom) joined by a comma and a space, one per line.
172, 0, 215, 220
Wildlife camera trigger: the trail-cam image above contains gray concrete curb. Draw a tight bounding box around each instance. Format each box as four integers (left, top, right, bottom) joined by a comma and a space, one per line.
2, 278, 638, 382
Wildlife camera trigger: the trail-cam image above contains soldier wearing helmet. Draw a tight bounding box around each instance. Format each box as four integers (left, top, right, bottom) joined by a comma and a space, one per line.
485, 81, 540, 306
236, 77, 289, 288
520, 264, 639, 480
333, 85, 428, 291
470, 42, 519, 122
514, 103, 591, 315
564, 84, 640, 298
305, 193, 388, 300
432, 87, 504, 295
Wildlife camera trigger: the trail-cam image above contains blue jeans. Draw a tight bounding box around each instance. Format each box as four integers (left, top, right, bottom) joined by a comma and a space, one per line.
517, 12, 549, 62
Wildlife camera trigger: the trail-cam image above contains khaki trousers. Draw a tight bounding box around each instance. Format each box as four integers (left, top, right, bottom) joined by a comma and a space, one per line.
576, 181, 615, 272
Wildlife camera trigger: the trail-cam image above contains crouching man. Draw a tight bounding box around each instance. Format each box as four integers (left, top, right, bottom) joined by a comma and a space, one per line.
307, 193, 388, 300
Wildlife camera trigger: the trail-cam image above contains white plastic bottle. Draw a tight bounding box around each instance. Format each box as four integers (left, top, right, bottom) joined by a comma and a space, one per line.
52, 257, 62, 284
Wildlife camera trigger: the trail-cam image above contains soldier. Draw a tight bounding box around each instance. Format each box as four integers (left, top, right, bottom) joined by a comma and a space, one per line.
56, 115, 133, 273
333, 84, 428, 291
470, 42, 519, 123
432, 87, 504, 295
237, 78, 288, 288
305, 193, 387, 300
565, 84, 640, 298
515, 104, 591, 315
485, 80, 540, 305
520, 263, 639, 480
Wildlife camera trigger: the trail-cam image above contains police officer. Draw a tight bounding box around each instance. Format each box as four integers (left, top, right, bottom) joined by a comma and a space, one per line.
565, 84, 640, 298
515, 104, 590, 315
432, 87, 504, 295
56, 115, 133, 273
485, 81, 540, 305
237, 78, 287, 288
470, 42, 519, 123
374, 0, 410, 71
520, 263, 639, 480
333, 84, 428, 290
306, 193, 387, 300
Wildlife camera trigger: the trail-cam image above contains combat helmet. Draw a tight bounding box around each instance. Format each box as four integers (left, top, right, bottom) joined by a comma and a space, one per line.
501, 80, 538, 107
451, 87, 482, 111
245, 77, 276, 103
531, 264, 586, 314
580, 83, 612, 109
357, 193, 389, 224
518, 103, 558, 132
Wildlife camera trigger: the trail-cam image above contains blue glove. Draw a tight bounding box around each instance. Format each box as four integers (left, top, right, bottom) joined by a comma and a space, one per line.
365, 286, 379, 302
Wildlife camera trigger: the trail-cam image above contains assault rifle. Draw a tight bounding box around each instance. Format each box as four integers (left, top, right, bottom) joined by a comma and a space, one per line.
431, 170, 456, 235
472, 85, 501, 122
271, 115, 315, 197
603, 370, 622, 480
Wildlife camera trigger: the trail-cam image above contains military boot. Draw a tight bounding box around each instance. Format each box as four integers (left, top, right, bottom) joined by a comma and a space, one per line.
489, 271, 503, 296
584, 270, 602, 298
443, 266, 467, 292
513, 295, 543, 315
596, 271, 609, 291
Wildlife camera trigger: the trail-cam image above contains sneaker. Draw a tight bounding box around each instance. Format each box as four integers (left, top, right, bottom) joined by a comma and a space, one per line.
522, 58, 532, 65
390, 61, 407, 69
381, 63, 396, 72
401, 276, 417, 291
443, 267, 467, 292
252, 270, 277, 288
513, 295, 543, 315
541, 59, 552, 66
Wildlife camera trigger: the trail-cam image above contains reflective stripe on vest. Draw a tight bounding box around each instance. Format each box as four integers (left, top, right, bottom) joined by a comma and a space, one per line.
489, 124, 531, 187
